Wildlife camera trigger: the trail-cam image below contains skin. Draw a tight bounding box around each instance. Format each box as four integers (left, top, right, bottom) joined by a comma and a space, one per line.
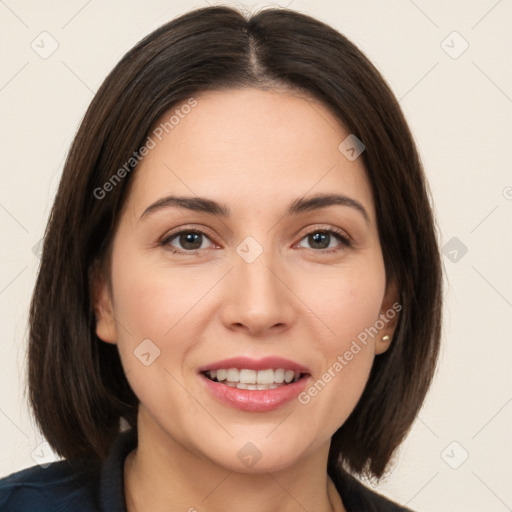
93, 87, 399, 512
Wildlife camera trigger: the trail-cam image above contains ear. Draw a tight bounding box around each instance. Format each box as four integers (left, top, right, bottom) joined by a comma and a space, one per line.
89, 260, 118, 344
374, 277, 401, 355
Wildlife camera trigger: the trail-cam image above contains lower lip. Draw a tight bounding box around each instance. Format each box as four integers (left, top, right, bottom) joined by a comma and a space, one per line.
199, 373, 310, 412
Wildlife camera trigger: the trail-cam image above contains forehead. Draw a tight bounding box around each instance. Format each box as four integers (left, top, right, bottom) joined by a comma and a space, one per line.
126, 88, 374, 220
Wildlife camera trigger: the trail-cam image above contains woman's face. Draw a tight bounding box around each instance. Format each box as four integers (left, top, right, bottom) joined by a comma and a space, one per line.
94, 87, 398, 473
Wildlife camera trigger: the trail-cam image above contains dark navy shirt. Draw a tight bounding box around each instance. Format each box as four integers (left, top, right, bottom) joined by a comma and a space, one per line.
0, 429, 413, 511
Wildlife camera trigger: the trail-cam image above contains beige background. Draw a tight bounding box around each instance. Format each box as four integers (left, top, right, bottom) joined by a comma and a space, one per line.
1, 1, 511, 510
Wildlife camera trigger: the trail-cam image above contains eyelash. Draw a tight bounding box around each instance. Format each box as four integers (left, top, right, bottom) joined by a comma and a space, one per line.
160, 225, 352, 255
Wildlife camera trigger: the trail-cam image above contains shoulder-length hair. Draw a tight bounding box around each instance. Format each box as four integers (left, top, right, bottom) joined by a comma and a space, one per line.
28, 5, 442, 480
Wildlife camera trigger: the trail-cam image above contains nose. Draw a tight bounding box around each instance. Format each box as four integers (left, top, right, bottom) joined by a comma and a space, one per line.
220, 250, 295, 337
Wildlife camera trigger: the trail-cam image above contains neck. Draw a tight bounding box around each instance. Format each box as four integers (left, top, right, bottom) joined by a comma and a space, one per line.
124, 409, 346, 512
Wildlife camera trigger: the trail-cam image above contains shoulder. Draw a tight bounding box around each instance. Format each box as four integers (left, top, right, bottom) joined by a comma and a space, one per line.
0, 460, 99, 512
0, 428, 136, 512
332, 468, 414, 512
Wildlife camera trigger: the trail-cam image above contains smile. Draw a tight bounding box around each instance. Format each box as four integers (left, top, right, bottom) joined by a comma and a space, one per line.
202, 368, 306, 390
197, 356, 311, 411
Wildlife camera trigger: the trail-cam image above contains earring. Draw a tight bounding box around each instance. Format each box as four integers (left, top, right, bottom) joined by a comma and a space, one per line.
382, 334, 391, 342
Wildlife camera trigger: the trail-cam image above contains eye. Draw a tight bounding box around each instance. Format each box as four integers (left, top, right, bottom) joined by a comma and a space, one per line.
161, 229, 215, 254
296, 227, 351, 254
160, 226, 352, 255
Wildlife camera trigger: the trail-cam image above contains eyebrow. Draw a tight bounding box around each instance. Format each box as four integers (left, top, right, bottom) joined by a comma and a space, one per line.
139, 193, 370, 224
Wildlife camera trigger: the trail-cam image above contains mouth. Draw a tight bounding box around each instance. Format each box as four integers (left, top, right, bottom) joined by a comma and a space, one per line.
201, 368, 309, 391
197, 356, 311, 411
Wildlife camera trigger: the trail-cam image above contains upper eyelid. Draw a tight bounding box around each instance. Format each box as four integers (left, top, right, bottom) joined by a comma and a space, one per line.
300, 224, 351, 241
162, 225, 218, 243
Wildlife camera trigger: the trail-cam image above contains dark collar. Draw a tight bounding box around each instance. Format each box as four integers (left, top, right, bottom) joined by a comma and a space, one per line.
99, 428, 137, 512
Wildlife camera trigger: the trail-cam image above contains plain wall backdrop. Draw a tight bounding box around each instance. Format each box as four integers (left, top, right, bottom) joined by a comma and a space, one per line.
1, 1, 511, 511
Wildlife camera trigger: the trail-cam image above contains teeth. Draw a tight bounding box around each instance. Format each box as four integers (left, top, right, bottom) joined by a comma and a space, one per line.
239, 369, 257, 384
226, 368, 239, 382
274, 369, 285, 383
256, 369, 274, 385
205, 368, 304, 387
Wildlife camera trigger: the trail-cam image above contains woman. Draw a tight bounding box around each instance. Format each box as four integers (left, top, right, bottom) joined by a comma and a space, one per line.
0, 5, 442, 511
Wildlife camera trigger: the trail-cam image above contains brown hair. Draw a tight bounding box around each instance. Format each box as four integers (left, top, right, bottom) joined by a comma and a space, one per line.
28, 5, 442, 480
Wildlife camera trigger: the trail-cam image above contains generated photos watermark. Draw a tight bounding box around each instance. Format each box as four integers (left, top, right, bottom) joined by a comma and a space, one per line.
93, 97, 197, 200
298, 301, 402, 405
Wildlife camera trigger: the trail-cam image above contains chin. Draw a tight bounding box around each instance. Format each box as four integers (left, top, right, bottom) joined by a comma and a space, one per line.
202, 437, 310, 474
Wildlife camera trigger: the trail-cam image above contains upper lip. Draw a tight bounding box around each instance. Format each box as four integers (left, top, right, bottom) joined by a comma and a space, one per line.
198, 356, 311, 374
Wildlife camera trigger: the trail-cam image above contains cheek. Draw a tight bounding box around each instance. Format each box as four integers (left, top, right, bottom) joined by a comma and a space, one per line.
110, 247, 198, 342
107, 247, 190, 381
307, 259, 386, 344
109, 259, 197, 419
108, 244, 221, 394
296, 263, 385, 428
